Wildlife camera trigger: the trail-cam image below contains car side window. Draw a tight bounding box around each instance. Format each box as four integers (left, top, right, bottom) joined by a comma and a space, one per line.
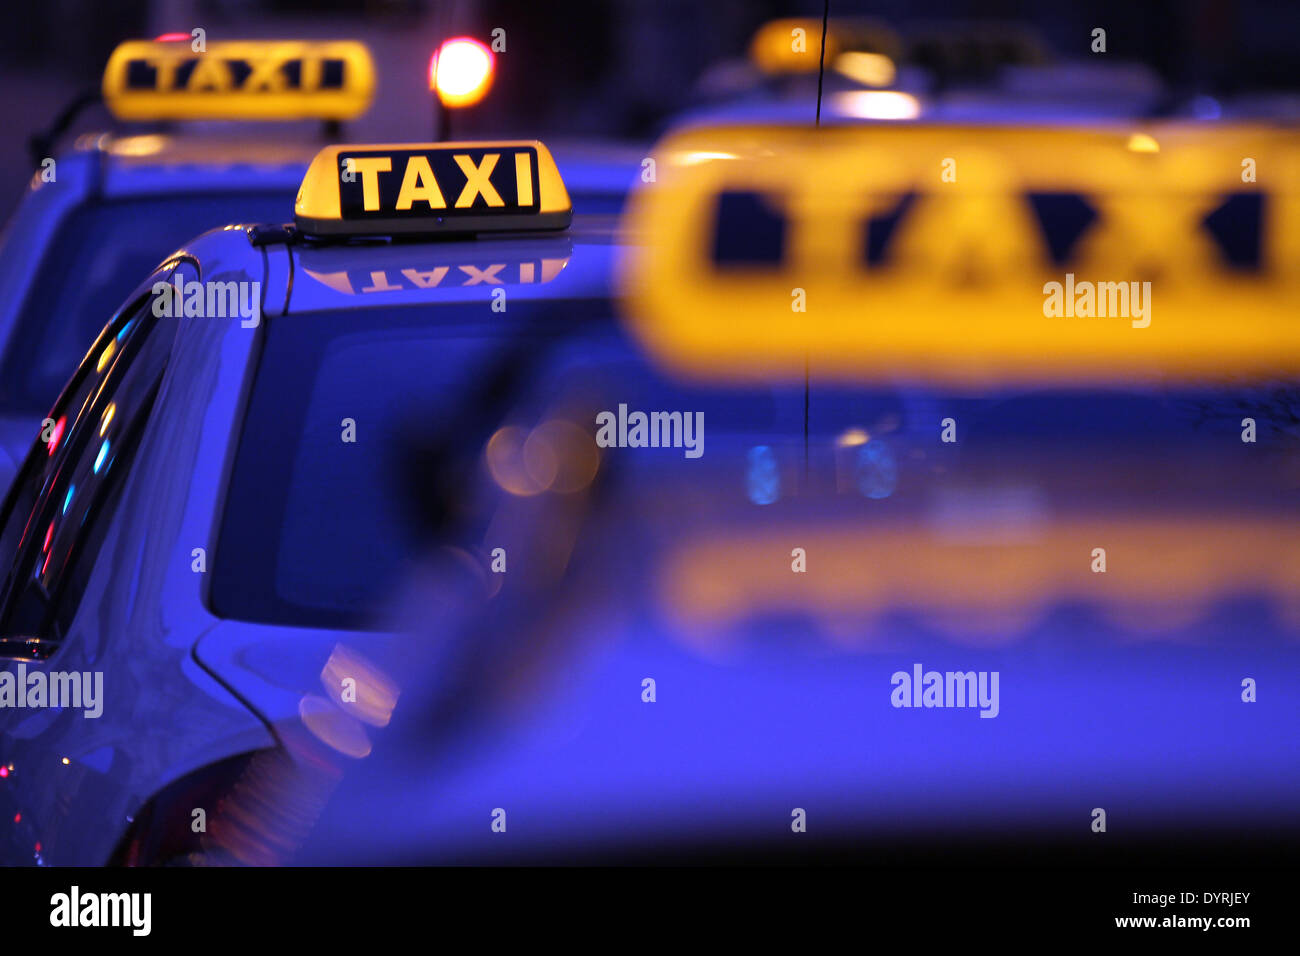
0, 264, 183, 648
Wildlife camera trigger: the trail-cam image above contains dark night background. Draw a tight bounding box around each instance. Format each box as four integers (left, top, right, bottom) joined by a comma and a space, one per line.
1, 0, 1298, 219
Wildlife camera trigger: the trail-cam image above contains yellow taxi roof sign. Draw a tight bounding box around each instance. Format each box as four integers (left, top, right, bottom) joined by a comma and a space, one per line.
295, 141, 572, 237
749, 17, 900, 75
102, 39, 375, 121
619, 123, 1300, 387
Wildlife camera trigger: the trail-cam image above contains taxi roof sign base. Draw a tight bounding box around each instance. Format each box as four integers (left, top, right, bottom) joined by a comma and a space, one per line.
621, 122, 1300, 387
295, 210, 572, 239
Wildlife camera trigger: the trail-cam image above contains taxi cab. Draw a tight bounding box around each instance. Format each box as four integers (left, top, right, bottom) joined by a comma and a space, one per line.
0, 38, 379, 492
0, 137, 618, 865
295, 121, 1296, 864
297, 121, 1296, 865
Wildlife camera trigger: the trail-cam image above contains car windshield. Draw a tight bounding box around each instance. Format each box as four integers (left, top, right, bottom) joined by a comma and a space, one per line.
0, 193, 293, 413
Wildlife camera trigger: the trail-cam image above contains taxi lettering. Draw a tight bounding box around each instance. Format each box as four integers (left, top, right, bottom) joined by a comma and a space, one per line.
102, 40, 375, 121
123, 52, 350, 94
340, 149, 534, 215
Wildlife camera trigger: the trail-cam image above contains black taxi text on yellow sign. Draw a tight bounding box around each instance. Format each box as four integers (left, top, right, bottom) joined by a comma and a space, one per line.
295, 142, 573, 237
102, 39, 375, 121
620, 123, 1300, 387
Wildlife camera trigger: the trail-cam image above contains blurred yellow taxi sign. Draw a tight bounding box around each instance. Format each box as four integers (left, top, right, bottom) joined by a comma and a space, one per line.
749, 17, 899, 75
295, 142, 572, 237
102, 39, 375, 121
620, 124, 1300, 386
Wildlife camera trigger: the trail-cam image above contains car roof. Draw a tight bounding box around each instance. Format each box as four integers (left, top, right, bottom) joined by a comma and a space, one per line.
84, 131, 317, 198
69, 131, 641, 207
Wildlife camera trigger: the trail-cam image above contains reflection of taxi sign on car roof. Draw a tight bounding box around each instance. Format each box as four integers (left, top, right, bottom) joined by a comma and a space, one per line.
658, 515, 1300, 649
102, 39, 375, 120
621, 124, 1300, 386
295, 142, 573, 237
302, 241, 573, 295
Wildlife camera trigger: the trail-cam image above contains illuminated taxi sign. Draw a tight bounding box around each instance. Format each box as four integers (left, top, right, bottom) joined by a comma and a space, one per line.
295, 142, 572, 237
621, 124, 1300, 386
102, 39, 375, 121
749, 17, 900, 75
